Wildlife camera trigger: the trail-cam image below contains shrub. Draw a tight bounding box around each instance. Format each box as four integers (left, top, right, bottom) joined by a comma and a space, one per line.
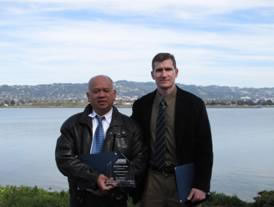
203, 192, 250, 207
0, 185, 68, 207
1, 186, 274, 207
253, 191, 274, 207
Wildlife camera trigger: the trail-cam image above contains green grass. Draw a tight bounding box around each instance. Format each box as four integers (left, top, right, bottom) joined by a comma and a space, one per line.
1, 185, 274, 207
0, 186, 68, 207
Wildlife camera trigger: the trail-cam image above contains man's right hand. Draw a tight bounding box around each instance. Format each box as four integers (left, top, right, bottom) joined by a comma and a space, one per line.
97, 174, 117, 192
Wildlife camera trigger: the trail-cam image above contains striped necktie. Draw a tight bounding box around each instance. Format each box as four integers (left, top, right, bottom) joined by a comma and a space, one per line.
91, 115, 105, 154
151, 98, 167, 170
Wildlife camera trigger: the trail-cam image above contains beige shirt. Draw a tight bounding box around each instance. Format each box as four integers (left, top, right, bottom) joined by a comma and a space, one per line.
150, 87, 177, 166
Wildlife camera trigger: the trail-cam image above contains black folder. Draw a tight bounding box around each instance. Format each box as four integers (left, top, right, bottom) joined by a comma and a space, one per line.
175, 163, 194, 203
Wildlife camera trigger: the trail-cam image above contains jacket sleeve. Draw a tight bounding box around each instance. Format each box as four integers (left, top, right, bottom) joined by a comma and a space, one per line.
55, 121, 99, 190
127, 119, 148, 203
192, 100, 213, 192
131, 100, 141, 125
129, 121, 148, 179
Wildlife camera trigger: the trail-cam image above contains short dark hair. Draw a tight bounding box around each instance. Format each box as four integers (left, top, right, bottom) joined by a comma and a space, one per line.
152, 52, 177, 70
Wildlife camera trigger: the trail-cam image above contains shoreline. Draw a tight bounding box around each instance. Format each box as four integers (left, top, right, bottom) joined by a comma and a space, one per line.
1, 104, 274, 109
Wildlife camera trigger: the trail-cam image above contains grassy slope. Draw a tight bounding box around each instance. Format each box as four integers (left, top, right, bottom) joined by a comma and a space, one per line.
0, 186, 273, 207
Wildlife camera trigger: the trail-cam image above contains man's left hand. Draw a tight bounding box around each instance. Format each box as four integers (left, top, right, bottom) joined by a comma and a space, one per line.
187, 188, 206, 202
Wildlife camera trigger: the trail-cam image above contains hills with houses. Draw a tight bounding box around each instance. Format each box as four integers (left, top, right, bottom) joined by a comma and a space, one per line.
1, 80, 274, 107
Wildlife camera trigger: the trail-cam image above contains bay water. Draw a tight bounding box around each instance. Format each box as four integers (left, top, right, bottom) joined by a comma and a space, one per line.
0, 107, 273, 201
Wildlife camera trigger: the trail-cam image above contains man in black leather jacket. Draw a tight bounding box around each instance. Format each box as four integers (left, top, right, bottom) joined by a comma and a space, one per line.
55, 75, 147, 207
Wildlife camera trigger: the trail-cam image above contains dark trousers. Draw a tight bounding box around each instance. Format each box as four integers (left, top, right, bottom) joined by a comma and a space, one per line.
70, 190, 127, 207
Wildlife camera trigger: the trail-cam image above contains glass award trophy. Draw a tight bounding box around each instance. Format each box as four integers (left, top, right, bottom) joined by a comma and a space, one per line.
106, 152, 136, 188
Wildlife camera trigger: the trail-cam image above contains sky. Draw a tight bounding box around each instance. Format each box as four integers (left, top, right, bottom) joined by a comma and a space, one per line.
1, 0, 274, 88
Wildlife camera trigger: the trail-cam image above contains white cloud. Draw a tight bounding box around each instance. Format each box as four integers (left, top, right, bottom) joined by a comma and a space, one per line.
0, 0, 274, 87
3, 0, 274, 19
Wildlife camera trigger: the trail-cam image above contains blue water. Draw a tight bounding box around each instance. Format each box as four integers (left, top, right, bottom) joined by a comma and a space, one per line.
0, 107, 273, 201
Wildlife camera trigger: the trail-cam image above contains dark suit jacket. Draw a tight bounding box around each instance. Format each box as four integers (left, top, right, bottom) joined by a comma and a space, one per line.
131, 86, 213, 193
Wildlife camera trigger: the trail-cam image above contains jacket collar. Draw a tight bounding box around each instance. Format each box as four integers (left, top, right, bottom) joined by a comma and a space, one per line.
79, 104, 93, 126
79, 104, 123, 127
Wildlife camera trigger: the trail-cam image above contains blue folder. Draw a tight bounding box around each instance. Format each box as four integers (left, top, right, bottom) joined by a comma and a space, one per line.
79, 152, 121, 174
175, 163, 194, 203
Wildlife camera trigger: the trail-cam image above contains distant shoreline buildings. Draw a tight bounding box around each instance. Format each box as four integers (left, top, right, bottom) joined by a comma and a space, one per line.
1, 97, 274, 108
1, 81, 274, 107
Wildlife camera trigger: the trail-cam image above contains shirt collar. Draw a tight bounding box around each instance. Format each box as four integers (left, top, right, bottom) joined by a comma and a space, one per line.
88, 107, 113, 125
156, 86, 177, 106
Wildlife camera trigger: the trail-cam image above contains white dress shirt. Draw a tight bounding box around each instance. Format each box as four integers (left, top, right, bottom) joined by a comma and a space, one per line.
88, 107, 113, 151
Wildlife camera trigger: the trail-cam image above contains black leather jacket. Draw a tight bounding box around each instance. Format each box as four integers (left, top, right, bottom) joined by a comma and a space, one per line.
55, 105, 147, 206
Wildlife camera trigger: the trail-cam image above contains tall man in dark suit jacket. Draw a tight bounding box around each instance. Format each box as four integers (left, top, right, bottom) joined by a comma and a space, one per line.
131, 53, 213, 207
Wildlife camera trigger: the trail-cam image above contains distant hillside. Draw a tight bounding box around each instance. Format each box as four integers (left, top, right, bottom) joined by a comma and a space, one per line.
0, 83, 87, 101
1, 81, 274, 102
